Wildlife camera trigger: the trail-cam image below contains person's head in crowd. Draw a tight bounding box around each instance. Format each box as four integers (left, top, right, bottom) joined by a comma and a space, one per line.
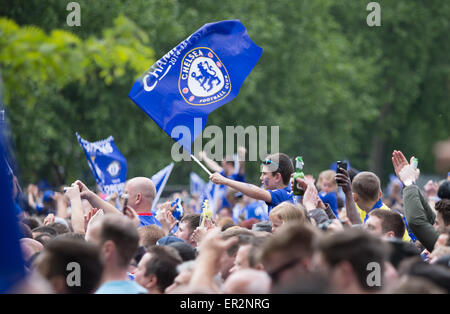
252, 221, 272, 233
165, 260, 196, 294
386, 276, 445, 294
35, 238, 103, 294
437, 180, 450, 200
365, 209, 406, 239
18, 222, 33, 239
138, 225, 165, 249
89, 215, 140, 280
216, 217, 235, 230
220, 228, 255, 280
314, 228, 389, 294
174, 214, 200, 246
260, 222, 317, 292
222, 269, 271, 294
260, 153, 294, 190
135, 245, 182, 294
156, 235, 185, 246
317, 170, 337, 193
226, 188, 242, 208
386, 238, 420, 269
397, 257, 450, 293
32, 226, 57, 238
269, 202, 307, 233
34, 232, 55, 247
217, 207, 233, 220
434, 199, 450, 233
352, 172, 382, 212
42, 190, 56, 214
230, 235, 267, 273
167, 241, 197, 262
239, 218, 260, 230
222, 157, 236, 177
348, 168, 359, 182
22, 217, 41, 230
123, 177, 156, 213
20, 238, 44, 266
47, 222, 70, 235
54, 232, 85, 242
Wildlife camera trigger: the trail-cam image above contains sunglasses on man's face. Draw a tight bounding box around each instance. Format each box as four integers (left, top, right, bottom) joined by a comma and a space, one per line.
262, 159, 279, 168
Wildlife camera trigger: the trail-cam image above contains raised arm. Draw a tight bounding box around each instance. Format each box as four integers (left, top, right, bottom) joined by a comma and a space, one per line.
392, 150, 438, 251
210, 172, 272, 203
65, 185, 85, 234
199, 151, 223, 173
335, 169, 362, 225
74, 180, 121, 215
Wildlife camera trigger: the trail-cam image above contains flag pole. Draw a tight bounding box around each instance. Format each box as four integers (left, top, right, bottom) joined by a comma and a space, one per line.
190, 154, 212, 177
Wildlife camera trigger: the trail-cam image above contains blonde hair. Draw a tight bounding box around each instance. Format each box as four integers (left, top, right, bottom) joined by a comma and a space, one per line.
317, 170, 337, 191
269, 202, 307, 225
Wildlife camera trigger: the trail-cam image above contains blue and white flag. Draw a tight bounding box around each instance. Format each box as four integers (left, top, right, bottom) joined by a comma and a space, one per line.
76, 133, 127, 195
0, 134, 25, 293
129, 20, 262, 153
190, 172, 206, 197
151, 163, 174, 210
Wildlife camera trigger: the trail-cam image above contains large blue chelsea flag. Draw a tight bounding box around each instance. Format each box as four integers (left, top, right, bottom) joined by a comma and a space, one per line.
129, 20, 262, 152
76, 133, 127, 195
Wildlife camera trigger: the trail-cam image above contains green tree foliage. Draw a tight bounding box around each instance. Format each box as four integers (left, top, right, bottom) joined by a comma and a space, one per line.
0, 0, 448, 188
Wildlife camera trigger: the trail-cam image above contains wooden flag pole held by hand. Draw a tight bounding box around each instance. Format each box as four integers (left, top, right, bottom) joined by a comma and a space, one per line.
190, 154, 212, 176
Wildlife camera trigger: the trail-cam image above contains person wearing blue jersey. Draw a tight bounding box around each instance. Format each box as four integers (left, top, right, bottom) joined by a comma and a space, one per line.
210, 153, 295, 213
199, 147, 247, 210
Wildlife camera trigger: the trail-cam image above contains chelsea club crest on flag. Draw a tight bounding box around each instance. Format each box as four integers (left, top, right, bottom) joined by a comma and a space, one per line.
76, 133, 127, 195
129, 20, 262, 153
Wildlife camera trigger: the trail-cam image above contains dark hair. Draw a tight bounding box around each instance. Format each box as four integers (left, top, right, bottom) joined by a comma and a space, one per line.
248, 236, 269, 268
54, 232, 86, 242
180, 214, 201, 232
369, 209, 405, 239
22, 217, 42, 230
260, 223, 316, 265
352, 172, 381, 202
435, 199, 450, 227
32, 226, 57, 237
48, 222, 70, 235
222, 227, 254, 257
167, 241, 197, 262
18, 222, 33, 239
34, 233, 55, 247
317, 228, 389, 291
437, 181, 450, 200
145, 246, 183, 292
37, 238, 103, 294
99, 215, 140, 268
263, 153, 294, 185
398, 257, 450, 293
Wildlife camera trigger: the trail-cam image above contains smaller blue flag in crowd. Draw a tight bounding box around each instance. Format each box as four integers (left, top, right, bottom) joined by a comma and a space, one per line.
190, 172, 206, 198
129, 20, 263, 153
150, 162, 174, 210
76, 133, 127, 195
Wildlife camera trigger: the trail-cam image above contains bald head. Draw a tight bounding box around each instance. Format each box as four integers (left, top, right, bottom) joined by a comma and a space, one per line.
124, 177, 156, 213
223, 269, 271, 294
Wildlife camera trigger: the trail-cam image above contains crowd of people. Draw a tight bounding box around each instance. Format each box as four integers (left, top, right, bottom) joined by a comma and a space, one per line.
8, 149, 450, 294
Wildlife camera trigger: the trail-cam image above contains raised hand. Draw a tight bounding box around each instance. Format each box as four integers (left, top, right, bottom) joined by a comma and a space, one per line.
335, 168, 352, 195
123, 205, 141, 228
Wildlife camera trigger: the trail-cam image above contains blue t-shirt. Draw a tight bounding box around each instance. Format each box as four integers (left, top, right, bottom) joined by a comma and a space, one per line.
266, 186, 294, 213
138, 213, 161, 228
241, 201, 269, 221
95, 280, 147, 294
319, 192, 338, 217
